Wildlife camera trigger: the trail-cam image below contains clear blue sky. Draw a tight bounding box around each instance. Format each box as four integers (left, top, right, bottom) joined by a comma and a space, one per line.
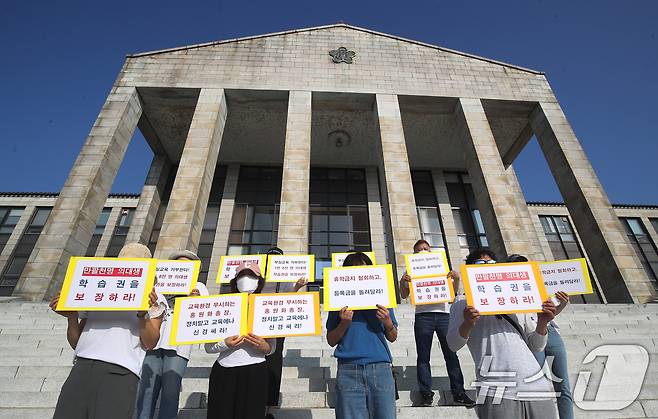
1, 0, 656, 204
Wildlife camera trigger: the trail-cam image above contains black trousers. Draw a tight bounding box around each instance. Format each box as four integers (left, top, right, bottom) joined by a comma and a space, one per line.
207, 361, 268, 419
53, 357, 139, 419
265, 337, 285, 407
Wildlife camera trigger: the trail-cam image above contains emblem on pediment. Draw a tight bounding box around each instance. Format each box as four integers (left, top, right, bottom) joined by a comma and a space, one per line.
329, 47, 356, 64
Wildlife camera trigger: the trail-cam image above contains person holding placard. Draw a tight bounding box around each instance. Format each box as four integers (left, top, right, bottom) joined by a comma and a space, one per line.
262, 247, 309, 419
399, 239, 473, 407
447, 248, 559, 419
326, 252, 398, 419
205, 262, 276, 419
135, 250, 209, 419
508, 254, 574, 419
49, 243, 166, 419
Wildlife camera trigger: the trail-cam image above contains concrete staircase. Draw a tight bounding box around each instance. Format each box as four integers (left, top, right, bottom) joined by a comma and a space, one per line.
1, 298, 657, 418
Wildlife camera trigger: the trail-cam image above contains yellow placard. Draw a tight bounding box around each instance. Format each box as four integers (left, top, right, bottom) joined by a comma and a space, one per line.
461, 261, 548, 315
539, 258, 593, 296
216, 254, 267, 284
247, 292, 322, 338
409, 274, 455, 305
265, 254, 315, 283
331, 251, 376, 268
404, 250, 450, 279
155, 259, 200, 295
323, 264, 397, 311
169, 293, 248, 346
56, 256, 156, 311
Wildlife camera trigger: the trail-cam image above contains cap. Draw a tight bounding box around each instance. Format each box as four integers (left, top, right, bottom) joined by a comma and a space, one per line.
118, 243, 152, 259
168, 250, 200, 261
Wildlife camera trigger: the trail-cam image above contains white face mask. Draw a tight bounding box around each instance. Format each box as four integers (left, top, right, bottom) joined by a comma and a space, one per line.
236, 275, 260, 293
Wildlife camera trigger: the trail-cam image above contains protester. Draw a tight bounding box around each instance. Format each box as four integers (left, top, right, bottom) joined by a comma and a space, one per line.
447, 247, 559, 419
507, 254, 574, 419
262, 247, 309, 419
399, 239, 473, 407
49, 243, 166, 419
326, 251, 398, 419
135, 250, 210, 419
205, 262, 276, 419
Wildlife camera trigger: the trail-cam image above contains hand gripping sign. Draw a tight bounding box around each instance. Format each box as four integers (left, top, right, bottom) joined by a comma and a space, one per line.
265, 254, 315, 283
247, 292, 322, 338
169, 293, 248, 345
154, 259, 200, 295
56, 257, 156, 311
461, 262, 548, 315
323, 264, 397, 311
217, 255, 267, 284
331, 251, 376, 268
539, 258, 593, 296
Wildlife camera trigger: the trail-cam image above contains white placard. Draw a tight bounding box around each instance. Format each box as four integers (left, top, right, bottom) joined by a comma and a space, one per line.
539, 258, 593, 296
57, 257, 155, 311
410, 276, 455, 305
323, 265, 397, 311
216, 254, 267, 284
266, 255, 315, 283
462, 262, 548, 315
170, 294, 247, 345
404, 250, 450, 278
154, 260, 200, 295
248, 292, 321, 338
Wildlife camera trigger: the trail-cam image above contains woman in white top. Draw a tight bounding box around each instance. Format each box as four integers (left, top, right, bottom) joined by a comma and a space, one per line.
399, 239, 473, 407
205, 262, 276, 419
49, 243, 166, 419
135, 250, 210, 419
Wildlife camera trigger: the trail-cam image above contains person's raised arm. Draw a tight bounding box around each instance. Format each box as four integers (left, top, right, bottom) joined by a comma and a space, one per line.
399, 272, 411, 299
326, 307, 353, 347
138, 289, 165, 350
447, 300, 477, 352
376, 305, 397, 343
525, 300, 556, 352
49, 294, 85, 349
554, 291, 570, 316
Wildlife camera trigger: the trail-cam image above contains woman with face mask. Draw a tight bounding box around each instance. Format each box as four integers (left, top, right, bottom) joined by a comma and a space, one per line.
204, 263, 276, 419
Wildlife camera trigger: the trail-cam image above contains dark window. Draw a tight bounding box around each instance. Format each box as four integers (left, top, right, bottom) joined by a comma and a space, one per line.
0, 207, 24, 254
539, 215, 602, 303
445, 172, 488, 250
411, 171, 447, 251
309, 168, 370, 284
650, 218, 658, 237
85, 207, 112, 257
620, 217, 658, 288
105, 208, 135, 257
197, 166, 227, 284
228, 167, 282, 256
0, 207, 51, 295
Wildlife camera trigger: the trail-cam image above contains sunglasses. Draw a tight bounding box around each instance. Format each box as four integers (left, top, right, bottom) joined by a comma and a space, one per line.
474, 259, 496, 264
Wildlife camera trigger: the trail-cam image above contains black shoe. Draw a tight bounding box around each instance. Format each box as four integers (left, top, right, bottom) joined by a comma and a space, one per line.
419, 393, 434, 407
452, 393, 476, 407
264, 414, 275, 419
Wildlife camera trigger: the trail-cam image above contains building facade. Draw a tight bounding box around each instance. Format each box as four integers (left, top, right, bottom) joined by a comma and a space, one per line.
6, 24, 657, 303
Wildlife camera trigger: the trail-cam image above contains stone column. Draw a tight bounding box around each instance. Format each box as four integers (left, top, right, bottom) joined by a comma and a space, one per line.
374, 94, 421, 278
0, 206, 35, 274
505, 166, 548, 262
14, 86, 143, 301
276, 91, 312, 254
154, 88, 227, 258
206, 164, 240, 294
530, 102, 656, 303
365, 167, 388, 264
126, 154, 172, 245
454, 98, 537, 260
94, 207, 122, 257
430, 170, 464, 272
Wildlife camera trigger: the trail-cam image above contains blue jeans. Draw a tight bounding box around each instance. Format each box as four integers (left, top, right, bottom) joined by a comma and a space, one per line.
135, 349, 189, 419
534, 325, 573, 419
414, 312, 465, 396
335, 362, 397, 419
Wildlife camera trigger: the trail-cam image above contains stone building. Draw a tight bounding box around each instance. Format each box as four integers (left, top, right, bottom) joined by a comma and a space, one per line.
4, 24, 657, 303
